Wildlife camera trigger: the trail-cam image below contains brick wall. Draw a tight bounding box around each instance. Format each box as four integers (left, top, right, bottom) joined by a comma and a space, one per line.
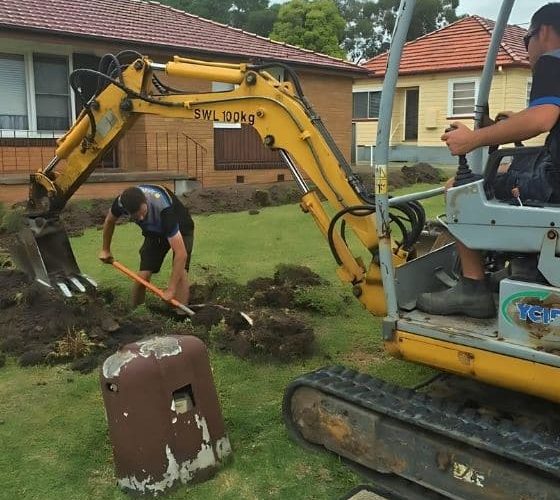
297, 70, 353, 163
0, 144, 57, 174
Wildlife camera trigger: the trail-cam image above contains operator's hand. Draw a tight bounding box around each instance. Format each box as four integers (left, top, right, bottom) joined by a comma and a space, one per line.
98, 249, 113, 264
441, 122, 477, 156
162, 288, 176, 302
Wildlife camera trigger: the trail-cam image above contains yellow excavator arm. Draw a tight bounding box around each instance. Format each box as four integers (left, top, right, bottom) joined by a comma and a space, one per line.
23, 54, 412, 313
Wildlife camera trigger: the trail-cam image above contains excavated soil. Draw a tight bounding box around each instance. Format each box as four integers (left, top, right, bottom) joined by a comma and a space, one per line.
0, 269, 186, 372
0, 264, 328, 371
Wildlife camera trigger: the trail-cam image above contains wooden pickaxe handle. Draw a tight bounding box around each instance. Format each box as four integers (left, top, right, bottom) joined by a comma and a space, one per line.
110, 259, 195, 317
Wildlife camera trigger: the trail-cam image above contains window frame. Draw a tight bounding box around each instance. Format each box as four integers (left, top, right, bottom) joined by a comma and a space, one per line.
447, 77, 479, 118
0, 42, 75, 139
352, 85, 383, 120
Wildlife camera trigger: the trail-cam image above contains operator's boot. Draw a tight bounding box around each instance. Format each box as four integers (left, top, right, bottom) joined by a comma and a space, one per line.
416, 276, 496, 319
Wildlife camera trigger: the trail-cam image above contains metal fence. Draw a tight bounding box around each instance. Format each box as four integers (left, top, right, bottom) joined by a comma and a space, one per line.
0, 130, 206, 183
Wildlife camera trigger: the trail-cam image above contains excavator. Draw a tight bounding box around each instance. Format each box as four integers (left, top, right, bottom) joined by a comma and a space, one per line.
11, 0, 560, 496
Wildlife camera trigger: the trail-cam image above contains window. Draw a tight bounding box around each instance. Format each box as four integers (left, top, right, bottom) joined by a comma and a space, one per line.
353, 91, 381, 119
356, 145, 374, 164
34, 55, 71, 131
212, 81, 240, 129
527, 78, 532, 107
0, 51, 71, 135
0, 54, 28, 130
448, 79, 478, 117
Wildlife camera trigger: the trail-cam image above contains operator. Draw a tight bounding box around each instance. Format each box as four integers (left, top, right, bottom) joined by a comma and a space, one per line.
417, 3, 560, 318
98, 184, 194, 311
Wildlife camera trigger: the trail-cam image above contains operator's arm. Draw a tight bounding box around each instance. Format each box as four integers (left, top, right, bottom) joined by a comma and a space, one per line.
98, 198, 123, 263
443, 54, 560, 155
442, 106, 560, 155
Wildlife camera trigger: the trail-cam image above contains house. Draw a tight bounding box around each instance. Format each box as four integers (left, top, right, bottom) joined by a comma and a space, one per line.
352, 16, 534, 165
0, 0, 367, 204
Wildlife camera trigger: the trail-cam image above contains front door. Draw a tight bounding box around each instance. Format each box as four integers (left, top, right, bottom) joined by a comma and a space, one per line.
405, 88, 419, 141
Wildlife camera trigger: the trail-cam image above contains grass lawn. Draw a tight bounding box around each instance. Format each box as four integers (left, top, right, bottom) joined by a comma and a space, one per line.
0, 184, 443, 499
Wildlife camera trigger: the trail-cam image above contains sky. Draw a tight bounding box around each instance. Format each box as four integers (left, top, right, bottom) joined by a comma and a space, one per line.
269, 0, 549, 27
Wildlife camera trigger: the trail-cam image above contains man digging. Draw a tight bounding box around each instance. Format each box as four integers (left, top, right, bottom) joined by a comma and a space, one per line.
98, 184, 194, 314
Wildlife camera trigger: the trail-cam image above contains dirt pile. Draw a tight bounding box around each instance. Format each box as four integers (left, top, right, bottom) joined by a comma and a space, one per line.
184, 182, 302, 214
390, 162, 443, 189
0, 264, 329, 370
167, 264, 325, 360
0, 269, 186, 372
357, 162, 443, 190
61, 199, 112, 236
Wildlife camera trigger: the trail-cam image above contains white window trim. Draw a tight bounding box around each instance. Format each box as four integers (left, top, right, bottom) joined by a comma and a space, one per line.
352, 84, 383, 93
527, 77, 533, 107
447, 77, 479, 118
0, 41, 75, 138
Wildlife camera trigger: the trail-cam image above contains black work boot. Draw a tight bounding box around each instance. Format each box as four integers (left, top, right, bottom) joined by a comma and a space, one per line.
416, 276, 496, 319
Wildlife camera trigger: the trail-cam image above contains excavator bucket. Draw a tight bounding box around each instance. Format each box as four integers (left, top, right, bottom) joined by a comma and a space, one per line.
11, 217, 96, 297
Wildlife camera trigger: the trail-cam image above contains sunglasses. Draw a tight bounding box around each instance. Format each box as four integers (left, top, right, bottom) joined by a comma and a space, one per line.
523, 28, 538, 51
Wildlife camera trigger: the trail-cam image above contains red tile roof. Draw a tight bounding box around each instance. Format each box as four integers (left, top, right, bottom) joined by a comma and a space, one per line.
363, 16, 530, 76
0, 0, 367, 74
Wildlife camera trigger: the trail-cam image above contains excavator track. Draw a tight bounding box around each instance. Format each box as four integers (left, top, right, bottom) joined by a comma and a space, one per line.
283, 366, 560, 499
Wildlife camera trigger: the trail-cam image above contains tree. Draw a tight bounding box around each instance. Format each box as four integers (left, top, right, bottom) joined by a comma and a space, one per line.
241, 4, 281, 36
270, 0, 347, 59
158, 0, 280, 36
230, 0, 281, 36
160, 0, 233, 24
337, 0, 462, 63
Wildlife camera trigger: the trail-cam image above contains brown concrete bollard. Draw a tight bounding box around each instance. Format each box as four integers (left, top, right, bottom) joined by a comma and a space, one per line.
100, 335, 232, 495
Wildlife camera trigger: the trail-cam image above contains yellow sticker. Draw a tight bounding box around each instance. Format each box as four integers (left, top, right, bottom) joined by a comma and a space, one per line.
374, 164, 388, 194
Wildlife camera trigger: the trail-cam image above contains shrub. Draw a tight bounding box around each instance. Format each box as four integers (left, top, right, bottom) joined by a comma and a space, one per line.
1, 207, 25, 233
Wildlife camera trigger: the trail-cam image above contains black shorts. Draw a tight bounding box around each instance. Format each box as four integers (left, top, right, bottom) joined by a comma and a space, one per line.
139, 232, 194, 274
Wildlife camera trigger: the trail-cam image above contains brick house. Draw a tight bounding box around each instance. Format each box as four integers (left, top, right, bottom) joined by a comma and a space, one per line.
352, 16, 534, 165
0, 0, 367, 204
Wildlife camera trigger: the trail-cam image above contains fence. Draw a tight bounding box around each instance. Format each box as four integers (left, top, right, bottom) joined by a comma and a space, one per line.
0, 130, 206, 183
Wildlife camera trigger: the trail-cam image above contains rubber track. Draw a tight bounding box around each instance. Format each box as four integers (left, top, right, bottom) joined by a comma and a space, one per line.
283, 366, 560, 478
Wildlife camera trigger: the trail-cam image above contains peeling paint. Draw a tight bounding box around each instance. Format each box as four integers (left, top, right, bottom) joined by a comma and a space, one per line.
195, 413, 211, 443
116, 414, 232, 494
118, 434, 232, 495
102, 349, 136, 379
137, 337, 182, 359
